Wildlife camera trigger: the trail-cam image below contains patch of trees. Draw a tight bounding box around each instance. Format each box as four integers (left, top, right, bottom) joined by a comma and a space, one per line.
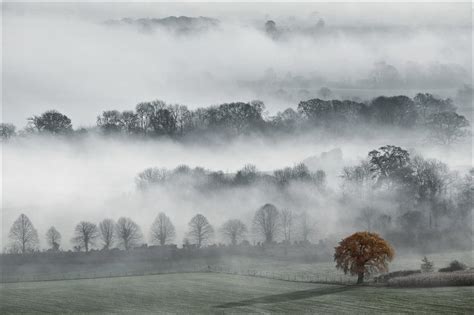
251, 204, 315, 245
96, 100, 265, 137
6, 202, 317, 254
1, 93, 469, 144
342, 145, 473, 250
136, 163, 326, 191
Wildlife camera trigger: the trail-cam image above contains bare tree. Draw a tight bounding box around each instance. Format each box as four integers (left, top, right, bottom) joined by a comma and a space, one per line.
99, 219, 115, 250
188, 214, 214, 247
72, 221, 99, 252
299, 211, 314, 243
220, 219, 247, 245
150, 212, 176, 245
253, 203, 280, 243
8, 214, 39, 253
45, 226, 61, 251
116, 217, 143, 250
281, 209, 294, 243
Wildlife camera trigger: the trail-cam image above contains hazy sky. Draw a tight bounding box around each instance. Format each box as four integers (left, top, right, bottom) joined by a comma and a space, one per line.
2, 2, 472, 127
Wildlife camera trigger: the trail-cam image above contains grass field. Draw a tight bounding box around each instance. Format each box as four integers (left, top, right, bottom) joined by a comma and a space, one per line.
214, 250, 474, 283
1, 273, 473, 314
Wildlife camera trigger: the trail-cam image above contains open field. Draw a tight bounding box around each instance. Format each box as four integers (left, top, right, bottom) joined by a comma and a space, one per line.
214, 250, 474, 282
2, 249, 472, 284
1, 273, 473, 314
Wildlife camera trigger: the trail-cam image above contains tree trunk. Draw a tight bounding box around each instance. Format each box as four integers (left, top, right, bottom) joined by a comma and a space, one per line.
357, 272, 364, 284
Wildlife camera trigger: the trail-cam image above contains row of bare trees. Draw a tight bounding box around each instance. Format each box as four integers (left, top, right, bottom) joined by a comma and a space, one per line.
71, 215, 174, 252
253, 204, 314, 244
6, 213, 176, 253
7, 204, 315, 253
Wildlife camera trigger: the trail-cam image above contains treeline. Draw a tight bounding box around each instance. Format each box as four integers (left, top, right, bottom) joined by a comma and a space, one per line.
1, 93, 470, 144
5, 145, 472, 254
6, 204, 314, 254
341, 145, 473, 250
136, 163, 326, 191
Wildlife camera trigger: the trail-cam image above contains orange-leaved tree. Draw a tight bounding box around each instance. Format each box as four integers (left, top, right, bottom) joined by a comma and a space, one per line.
334, 231, 394, 284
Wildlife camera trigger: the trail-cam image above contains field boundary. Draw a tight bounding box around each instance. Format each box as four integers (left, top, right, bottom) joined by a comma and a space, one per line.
0, 266, 209, 284
207, 265, 355, 285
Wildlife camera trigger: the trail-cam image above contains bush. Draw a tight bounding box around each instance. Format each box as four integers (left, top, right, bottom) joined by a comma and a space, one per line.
388, 270, 474, 287
421, 256, 434, 273
373, 270, 421, 283
439, 260, 467, 272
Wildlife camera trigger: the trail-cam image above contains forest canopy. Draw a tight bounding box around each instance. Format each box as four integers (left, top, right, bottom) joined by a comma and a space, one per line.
1, 93, 470, 144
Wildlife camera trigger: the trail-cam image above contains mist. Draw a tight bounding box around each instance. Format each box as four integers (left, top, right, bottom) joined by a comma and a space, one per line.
1, 1, 472, 258
2, 129, 471, 251
3, 2, 472, 127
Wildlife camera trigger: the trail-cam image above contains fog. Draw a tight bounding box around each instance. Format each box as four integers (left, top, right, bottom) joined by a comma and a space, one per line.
1, 2, 472, 253
3, 2, 472, 127
2, 130, 471, 250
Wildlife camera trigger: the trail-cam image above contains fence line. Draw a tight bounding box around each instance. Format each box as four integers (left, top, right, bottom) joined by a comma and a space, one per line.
2, 264, 355, 285
206, 265, 354, 285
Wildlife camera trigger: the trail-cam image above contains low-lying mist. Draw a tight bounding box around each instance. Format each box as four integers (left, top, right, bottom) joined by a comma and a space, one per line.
2, 131, 471, 251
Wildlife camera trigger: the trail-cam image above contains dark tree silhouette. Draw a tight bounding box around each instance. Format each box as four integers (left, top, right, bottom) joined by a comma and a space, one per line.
426, 111, 470, 145
8, 214, 39, 253
28, 110, 72, 134
253, 203, 280, 243
150, 212, 176, 245
414, 93, 455, 122
220, 219, 247, 246
370, 96, 417, 127
0, 123, 16, 140
234, 164, 259, 185
96, 110, 124, 133
72, 221, 99, 252
45, 226, 61, 251
368, 145, 411, 186
99, 219, 115, 250
187, 214, 214, 247
411, 156, 451, 228
115, 217, 143, 250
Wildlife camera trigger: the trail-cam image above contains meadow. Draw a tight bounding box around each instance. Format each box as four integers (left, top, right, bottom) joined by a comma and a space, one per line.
1, 272, 473, 314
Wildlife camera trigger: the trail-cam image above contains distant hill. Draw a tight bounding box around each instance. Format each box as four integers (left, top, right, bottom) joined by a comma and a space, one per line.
104, 16, 220, 34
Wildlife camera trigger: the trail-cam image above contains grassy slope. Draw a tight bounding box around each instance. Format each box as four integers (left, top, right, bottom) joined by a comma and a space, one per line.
216, 250, 474, 282
1, 273, 473, 314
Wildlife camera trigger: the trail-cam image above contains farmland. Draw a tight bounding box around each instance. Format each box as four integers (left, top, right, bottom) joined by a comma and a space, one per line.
2, 249, 472, 284
1, 273, 473, 314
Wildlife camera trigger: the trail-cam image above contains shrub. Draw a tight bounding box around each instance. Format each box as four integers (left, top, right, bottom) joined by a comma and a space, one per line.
439, 260, 467, 272
421, 256, 434, 273
373, 270, 421, 283
388, 270, 474, 287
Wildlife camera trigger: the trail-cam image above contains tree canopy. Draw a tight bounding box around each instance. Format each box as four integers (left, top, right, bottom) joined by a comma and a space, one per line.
334, 231, 394, 284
